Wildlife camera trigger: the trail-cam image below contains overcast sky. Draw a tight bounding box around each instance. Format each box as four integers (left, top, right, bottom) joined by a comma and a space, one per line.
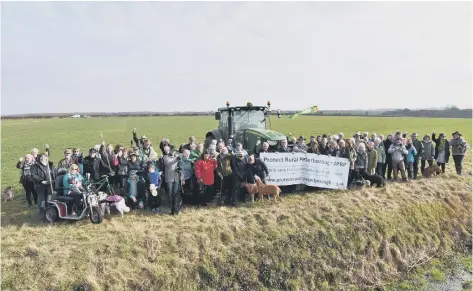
1, 1, 471, 115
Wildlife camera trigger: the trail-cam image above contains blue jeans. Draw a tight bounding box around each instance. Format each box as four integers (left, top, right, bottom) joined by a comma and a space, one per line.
166, 182, 181, 214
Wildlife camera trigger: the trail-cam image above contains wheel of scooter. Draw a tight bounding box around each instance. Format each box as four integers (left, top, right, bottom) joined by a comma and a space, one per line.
45, 206, 58, 223
89, 206, 103, 224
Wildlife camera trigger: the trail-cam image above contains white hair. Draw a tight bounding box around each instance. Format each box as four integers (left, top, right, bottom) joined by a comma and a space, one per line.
374, 137, 381, 144
94, 144, 101, 151
357, 143, 366, 151
31, 148, 39, 154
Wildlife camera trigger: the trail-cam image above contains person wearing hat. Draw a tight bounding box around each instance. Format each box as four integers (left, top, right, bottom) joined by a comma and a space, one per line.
293, 136, 309, 153
57, 148, 74, 171
431, 132, 450, 174
410, 133, 424, 179
83, 148, 112, 183
450, 131, 470, 175
420, 134, 435, 175
387, 137, 409, 182
128, 152, 145, 174
179, 136, 197, 153
132, 128, 148, 149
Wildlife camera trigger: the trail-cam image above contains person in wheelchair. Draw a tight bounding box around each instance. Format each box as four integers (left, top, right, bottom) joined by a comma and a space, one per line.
62, 164, 85, 216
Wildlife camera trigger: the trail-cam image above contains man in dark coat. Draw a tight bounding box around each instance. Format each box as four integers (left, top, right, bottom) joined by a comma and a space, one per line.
231, 151, 251, 205
31, 153, 56, 216
83, 148, 112, 183
247, 155, 269, 184
382, 135, 393, 180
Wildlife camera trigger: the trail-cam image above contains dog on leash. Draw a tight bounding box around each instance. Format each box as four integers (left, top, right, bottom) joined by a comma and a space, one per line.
240, 181, 259, 202
3, 186, 14, 202
423, 165, 442, 178
255, 177, 281, 201
360, 171, 386, 188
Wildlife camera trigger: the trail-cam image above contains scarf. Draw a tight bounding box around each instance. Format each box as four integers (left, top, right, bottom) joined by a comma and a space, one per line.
22, 160, 35, 176
438, 139, 446, 152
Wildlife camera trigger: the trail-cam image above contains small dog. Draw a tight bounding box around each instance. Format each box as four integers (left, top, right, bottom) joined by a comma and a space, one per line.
240, 182, 259, 202
4, 186, 14, 202
360, 171, 386, 187
255, 177, 281, 201
423, 165, 442, 178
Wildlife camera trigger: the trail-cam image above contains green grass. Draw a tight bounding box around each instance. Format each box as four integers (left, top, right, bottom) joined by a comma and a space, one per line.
1, 116, 472, 290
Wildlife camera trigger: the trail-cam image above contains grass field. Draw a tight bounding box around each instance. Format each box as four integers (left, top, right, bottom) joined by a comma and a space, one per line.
1, 116, 472, 290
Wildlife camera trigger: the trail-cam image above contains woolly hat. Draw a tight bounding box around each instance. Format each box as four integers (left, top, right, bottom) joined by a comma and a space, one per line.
452, 131, 462, 136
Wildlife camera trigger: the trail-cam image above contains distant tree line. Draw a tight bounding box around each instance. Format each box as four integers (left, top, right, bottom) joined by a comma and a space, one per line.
1, 106, 471, 119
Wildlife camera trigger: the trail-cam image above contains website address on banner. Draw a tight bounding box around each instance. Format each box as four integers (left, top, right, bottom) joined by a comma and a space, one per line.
266, 177, 332, 186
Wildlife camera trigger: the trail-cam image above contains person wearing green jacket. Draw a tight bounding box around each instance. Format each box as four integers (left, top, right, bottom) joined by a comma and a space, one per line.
374, 138, 386, 177
189, 143, 204, 163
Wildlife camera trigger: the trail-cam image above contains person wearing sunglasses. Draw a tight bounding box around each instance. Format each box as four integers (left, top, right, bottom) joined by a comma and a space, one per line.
63, 164, 85, 216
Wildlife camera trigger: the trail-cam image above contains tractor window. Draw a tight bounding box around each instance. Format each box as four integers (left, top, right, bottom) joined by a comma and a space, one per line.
219, 111, 229, 129
234, 110, 265, 130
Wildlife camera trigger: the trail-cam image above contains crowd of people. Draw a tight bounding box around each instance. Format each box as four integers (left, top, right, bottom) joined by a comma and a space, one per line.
16, 129, 469, 218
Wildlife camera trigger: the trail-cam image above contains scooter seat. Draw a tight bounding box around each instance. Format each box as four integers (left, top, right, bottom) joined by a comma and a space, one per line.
55, 196, 74, 202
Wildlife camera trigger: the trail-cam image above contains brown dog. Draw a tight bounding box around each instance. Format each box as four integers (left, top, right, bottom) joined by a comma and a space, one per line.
423, 165, 442, 178
240, 182, 259, 202
3, 186, 14, 202
255, 177, 281, 201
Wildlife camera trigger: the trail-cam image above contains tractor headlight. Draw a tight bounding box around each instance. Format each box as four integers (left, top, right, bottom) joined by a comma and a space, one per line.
267, 140, 278, 146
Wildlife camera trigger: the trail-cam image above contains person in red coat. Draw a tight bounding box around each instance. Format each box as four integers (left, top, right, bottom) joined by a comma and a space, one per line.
194, 149, 218, 206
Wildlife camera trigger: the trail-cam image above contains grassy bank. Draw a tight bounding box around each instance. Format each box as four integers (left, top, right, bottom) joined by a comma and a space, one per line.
1, 116, 471, 290
2, 171, 471, 290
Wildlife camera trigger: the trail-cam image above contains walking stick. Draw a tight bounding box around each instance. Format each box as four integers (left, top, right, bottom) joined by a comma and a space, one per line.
45, 161, 55, 209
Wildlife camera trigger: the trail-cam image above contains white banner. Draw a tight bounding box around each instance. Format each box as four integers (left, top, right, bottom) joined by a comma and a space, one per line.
260, 153, 350, 190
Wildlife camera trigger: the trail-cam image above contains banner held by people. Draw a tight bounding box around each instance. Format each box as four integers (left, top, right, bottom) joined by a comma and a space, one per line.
260, 152, 350, 189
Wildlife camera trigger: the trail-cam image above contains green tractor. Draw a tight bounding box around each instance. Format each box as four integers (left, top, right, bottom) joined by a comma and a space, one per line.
205, 101, 286, 154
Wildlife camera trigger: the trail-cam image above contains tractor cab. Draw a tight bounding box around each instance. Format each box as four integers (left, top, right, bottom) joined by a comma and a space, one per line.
207, 101, 284, 154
